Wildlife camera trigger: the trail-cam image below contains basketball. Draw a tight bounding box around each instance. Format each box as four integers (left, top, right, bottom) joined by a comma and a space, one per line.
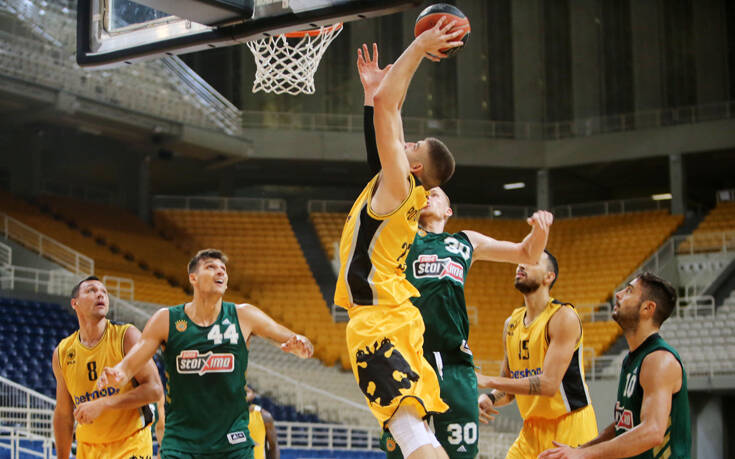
413, 3, 470, 57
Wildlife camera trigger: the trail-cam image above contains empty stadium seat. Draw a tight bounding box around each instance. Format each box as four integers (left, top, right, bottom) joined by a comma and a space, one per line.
311, 210, 683, 361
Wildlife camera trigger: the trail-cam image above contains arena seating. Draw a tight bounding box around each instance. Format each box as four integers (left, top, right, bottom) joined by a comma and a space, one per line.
36, 195, 193, 292
0, 297, 76, 398
678, 201, 735, 253
311, 210, 683, 361
154, 210, 351, 369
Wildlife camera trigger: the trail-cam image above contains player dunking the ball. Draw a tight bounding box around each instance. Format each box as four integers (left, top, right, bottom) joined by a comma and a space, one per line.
97, 249, 313, 459
334, 18, 464, 459
355, 42, 554, 459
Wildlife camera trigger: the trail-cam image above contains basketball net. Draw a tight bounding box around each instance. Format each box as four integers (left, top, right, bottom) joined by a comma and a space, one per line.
246, 23, 343, 95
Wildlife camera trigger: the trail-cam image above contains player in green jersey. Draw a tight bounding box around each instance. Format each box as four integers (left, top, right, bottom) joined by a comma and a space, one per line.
539, 272, 691, 459
97, 249, 313, 459
356, 43, 554, 458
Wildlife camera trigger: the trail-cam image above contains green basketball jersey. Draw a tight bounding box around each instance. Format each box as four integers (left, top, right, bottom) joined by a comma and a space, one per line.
407, 230, 474, 366
615, 333, 691, 459
163, 302, 253, 454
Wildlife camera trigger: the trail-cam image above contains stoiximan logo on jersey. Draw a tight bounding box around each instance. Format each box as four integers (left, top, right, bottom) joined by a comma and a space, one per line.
614, 401, 634, 431
176, 350, 234, 375
413, 254, 464, 283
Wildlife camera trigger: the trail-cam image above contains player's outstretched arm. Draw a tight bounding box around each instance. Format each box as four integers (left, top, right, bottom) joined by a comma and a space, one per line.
372, 18, 463, 209
538, 351, 681, 459
465, 210, 553, 265
262, 408, 280, 459
237, 304, 313, 359
96, 308, 169, 390
476, 307, 580, 397
359, 43, 389, 176
76, 326, 162, 424
52, 347, 74, 459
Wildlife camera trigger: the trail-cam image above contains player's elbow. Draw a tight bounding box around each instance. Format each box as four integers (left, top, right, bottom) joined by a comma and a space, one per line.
643, 422, 667, 449
372, 90, 396, 111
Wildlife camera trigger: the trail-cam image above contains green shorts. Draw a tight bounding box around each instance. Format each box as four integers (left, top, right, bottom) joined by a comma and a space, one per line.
381, 362, 479, 459
161, 446, 253, 459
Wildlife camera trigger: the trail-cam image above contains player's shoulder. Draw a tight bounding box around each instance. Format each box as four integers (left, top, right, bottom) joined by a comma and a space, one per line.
640, 349, 683, 388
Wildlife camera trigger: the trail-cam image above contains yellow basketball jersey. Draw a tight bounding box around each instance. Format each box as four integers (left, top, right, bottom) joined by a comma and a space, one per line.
57, 320, 153, 443
334, 173, 427, 308
249, 405, 266, 459
505, 299, 592, 421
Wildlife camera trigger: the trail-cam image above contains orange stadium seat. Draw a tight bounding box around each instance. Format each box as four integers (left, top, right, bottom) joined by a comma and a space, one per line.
311, 209, 683, 362
1, 191, 193, 306
678, 201, 735, 253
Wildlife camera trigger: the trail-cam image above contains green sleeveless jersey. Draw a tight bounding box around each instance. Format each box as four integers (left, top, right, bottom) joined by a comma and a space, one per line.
615, 333, 691, 459
407, 230, 474, 366
163, 302, 253, 454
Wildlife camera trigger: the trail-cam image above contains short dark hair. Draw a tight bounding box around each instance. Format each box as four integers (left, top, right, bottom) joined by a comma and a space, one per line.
636, 271, 677, 326
188, 249, 228, 274
544, 250, 559, 290
71, 275, 101, 299
425, 137, 455, 188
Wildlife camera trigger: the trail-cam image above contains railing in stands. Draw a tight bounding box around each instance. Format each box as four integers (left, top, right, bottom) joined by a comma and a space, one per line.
0, 265, 78, 295
276, 422, 380, 450
248, 361, 370, 415
307, 200, 353, 214
0, 426, 55, 459
102, 275, 135, 302
577, 303, 612, 322
242, 100, 735, 140
0, 376, 55, 438
0, 241, 11, 266
153, 196, 287, 212
0, 212, 94, 276
674, 296, 715, 318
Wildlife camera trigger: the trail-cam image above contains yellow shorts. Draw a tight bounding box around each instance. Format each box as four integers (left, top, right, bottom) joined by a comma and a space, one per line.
506, 405, 597, 459
77, 426, 153, 459
346, 301, 448, 429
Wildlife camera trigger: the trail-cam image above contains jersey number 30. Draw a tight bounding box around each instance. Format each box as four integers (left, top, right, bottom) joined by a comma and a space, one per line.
208, 324, 238, 345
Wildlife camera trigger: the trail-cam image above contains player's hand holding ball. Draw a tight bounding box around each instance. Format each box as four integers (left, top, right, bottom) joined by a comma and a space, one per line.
414, 3, 471, 61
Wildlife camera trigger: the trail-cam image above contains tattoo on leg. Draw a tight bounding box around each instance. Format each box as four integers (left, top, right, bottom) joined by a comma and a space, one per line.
528, 375, 541, 395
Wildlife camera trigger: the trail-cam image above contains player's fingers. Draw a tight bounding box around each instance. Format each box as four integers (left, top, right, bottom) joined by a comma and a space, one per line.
362, 43, 370, 60
372, 42, 379, 63
434, 16, 446, 30
440, 19, 456, 32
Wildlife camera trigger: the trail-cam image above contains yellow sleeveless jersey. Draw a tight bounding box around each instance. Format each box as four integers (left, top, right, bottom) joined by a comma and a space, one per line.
249, 405, 266, 459
57, 320, 153, 443
505, 299, 592, 421
334, 173, 427, 308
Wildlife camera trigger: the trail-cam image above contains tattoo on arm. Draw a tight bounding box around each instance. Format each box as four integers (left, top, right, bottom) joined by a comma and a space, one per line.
528, 375, 541, 395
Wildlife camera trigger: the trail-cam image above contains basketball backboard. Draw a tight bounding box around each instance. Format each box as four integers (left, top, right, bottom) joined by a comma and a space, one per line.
77, 0, 422, 68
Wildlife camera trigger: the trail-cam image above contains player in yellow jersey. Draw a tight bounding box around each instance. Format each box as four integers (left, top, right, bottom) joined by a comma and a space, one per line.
52, 276, 163, 459
476, 251, 598, 458
334, 17, 463, 459
246, 386, 279, 459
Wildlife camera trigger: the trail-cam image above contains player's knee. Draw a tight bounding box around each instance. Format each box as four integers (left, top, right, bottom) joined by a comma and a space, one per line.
387, 404, 439, 458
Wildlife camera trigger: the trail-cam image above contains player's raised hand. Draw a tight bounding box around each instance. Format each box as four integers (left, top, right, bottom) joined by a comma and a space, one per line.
96, 366, 127, 390
527, 210, 554, 234
414, 17, 465, 62
477, 393, 500, 424
538, 441, 583, 459
281, 334, 313, 359
357, 43, 392, 100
